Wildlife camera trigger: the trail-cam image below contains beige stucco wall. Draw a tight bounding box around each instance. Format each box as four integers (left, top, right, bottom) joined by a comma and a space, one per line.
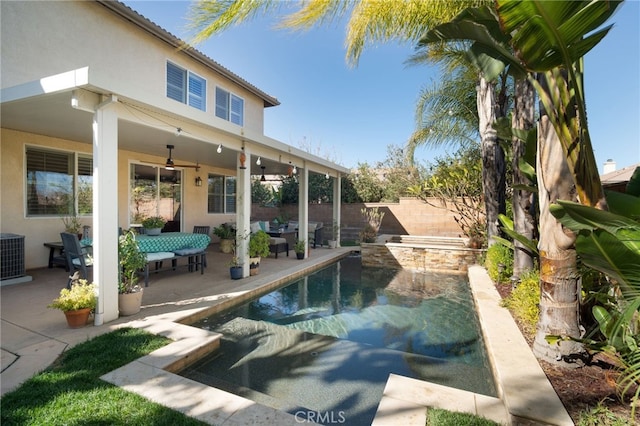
0, 0, 266, 134
1, 128, 238, 270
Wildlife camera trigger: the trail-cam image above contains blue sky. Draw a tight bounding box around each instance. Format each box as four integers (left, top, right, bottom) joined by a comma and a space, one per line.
123, 1, 639, 173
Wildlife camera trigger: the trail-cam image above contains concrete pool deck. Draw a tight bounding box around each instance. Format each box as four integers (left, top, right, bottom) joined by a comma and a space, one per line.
2, 245, 573, 425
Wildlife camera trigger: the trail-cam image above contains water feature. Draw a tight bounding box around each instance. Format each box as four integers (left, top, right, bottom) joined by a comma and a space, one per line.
181, 255, 496, 425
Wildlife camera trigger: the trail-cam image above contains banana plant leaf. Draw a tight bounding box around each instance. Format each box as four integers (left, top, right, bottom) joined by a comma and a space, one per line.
497, 214, 539, 255
550, 201, 640, 289
495, 0, 621, 71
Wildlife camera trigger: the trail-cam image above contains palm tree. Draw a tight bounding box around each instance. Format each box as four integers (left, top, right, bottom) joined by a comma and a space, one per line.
420, 1, 621, 364
188, 0, 502, 241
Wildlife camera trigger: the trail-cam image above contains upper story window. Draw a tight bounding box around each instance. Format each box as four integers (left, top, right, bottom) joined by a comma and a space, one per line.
208, 174, 236, 214
166, 61, 206, 111
25, 147, 93, 217
215, 87, 244, 126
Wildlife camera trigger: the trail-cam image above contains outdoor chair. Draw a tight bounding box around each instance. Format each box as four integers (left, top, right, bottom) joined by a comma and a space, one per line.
192, 225, 210, 267
60, 232, 93, 288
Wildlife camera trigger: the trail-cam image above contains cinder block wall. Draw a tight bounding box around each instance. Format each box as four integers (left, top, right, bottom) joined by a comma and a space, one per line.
251, 197, 461, 241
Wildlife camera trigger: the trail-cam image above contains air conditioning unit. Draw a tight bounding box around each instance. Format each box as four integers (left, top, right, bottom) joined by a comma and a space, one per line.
1, 233, 26, 281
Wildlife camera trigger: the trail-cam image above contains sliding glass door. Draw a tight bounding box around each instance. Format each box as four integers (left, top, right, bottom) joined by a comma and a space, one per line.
130, 164, 182, 230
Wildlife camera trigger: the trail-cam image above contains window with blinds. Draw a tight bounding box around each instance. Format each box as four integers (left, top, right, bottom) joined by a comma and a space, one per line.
207, 174, 236, 214
215, 86, 244, 126
166, 61, 206, 111
26, 147, 93, 216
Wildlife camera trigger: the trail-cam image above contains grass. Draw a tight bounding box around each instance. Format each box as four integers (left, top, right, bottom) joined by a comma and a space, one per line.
0, 328, 206, 426
426, 407, 499, 425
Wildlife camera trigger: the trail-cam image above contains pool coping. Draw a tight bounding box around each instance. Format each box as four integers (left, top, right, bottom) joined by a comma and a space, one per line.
101, 261, 574, 426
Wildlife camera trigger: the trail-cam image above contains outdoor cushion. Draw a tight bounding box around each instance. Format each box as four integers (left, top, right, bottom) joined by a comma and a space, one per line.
269, 237, 286, 245
146, 252, 175, 262
250, 221, 261, 234
259, 221, 270, 232
173, 248, 204, 256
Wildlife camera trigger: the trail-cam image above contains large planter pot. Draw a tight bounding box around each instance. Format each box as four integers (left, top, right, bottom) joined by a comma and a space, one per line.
145, 228, 162, 236
249, 257, 260, 276
118, 289, 143, 316
220, 238, 234, 254
64, 308, 91, 328
327, 240, 337, 249
230, 266, 243, 280
296, 252, 305, 260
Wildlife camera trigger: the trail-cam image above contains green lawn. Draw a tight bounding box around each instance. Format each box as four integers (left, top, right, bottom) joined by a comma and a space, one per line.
1, 327, 512, 426
0, 328, 206, 426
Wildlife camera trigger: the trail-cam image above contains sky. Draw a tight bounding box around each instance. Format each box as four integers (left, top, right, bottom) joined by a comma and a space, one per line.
122, 1, 640, 173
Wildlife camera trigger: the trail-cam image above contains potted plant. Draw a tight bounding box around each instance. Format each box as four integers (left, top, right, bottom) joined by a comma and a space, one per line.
249, 230, 270, 275
213, 224, 235, 253
228, 247, 243, 280
327, 220, 339, 248
294, 239, 306, 259
48, 276, 97, 328
118, 230, 147, 315
141, 216, 166, 236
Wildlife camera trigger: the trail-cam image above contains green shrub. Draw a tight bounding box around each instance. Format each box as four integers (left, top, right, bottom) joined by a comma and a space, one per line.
485, 243, 513, 283
501, 269, 540, 335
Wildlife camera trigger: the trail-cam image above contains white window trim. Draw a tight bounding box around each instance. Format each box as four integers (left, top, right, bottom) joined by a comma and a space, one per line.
166, 61, 207, 112
215, 86, 244, 126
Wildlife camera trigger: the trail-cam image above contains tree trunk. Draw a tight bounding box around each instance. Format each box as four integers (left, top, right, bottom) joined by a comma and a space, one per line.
477, 75, 505, 246
511, 78, 536, 278
533, 114, 584, 366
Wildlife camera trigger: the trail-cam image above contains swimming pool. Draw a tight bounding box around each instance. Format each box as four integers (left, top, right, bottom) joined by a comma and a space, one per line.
181, 255, 496, 425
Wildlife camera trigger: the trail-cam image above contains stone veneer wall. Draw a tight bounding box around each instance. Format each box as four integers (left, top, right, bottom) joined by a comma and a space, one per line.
360, 242, 484, 273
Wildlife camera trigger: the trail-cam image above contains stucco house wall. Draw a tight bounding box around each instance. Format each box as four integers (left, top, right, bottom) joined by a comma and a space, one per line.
1, 128, 239, 269
0, 1, 266, 134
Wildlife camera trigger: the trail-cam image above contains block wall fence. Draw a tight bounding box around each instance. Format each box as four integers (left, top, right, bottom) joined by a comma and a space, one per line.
251, 197, 461, 241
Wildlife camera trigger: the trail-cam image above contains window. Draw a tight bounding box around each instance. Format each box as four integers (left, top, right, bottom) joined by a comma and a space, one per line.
129, 164, 182, 227
208, 174, 236, 214
26, 147, 93, 216
166, 62, 206, 111
215, 87, 244, 125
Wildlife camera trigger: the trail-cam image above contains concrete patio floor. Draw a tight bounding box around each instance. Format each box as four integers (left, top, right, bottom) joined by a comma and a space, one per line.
1, 243, 573, 425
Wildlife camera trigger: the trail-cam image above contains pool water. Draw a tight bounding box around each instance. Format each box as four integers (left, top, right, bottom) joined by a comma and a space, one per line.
181, 255, 496, 425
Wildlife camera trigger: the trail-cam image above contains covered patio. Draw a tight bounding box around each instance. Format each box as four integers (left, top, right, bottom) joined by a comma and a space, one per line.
1, 78, 349, 325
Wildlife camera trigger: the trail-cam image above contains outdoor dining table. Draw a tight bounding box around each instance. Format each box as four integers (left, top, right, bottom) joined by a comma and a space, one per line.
135, 232, 211, 253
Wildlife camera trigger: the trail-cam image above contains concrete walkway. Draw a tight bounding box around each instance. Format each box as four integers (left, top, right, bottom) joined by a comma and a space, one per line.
1, 245, 573, 425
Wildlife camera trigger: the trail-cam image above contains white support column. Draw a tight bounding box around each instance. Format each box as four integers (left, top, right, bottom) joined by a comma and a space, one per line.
236, 148, 251, 277
92, 96, 120, 325
298, 164, 309, 257
333, 175, 341, 247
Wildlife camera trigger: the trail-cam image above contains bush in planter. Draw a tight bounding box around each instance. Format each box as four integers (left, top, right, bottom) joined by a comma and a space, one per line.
294, 240, 306, 259
141, 216, 166, 231
213, 224, 235, 253
118, 230, 147, 294
48, 278, 97, 312
249, 230, 270, 258
249, 230, 270, 275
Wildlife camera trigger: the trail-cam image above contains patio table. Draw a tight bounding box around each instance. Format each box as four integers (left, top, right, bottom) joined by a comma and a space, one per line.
135, 232, 210, 253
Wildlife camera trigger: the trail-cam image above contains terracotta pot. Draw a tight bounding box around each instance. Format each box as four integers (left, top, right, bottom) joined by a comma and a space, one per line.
118, 289, 143, 316
64, 308, 91, 328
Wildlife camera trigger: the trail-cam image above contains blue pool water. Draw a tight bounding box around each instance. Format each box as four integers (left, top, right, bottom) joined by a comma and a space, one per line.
181, 255, 496, 425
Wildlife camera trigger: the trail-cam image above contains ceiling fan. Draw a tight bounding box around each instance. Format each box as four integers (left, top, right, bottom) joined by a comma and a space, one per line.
143, 144, 200, 171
